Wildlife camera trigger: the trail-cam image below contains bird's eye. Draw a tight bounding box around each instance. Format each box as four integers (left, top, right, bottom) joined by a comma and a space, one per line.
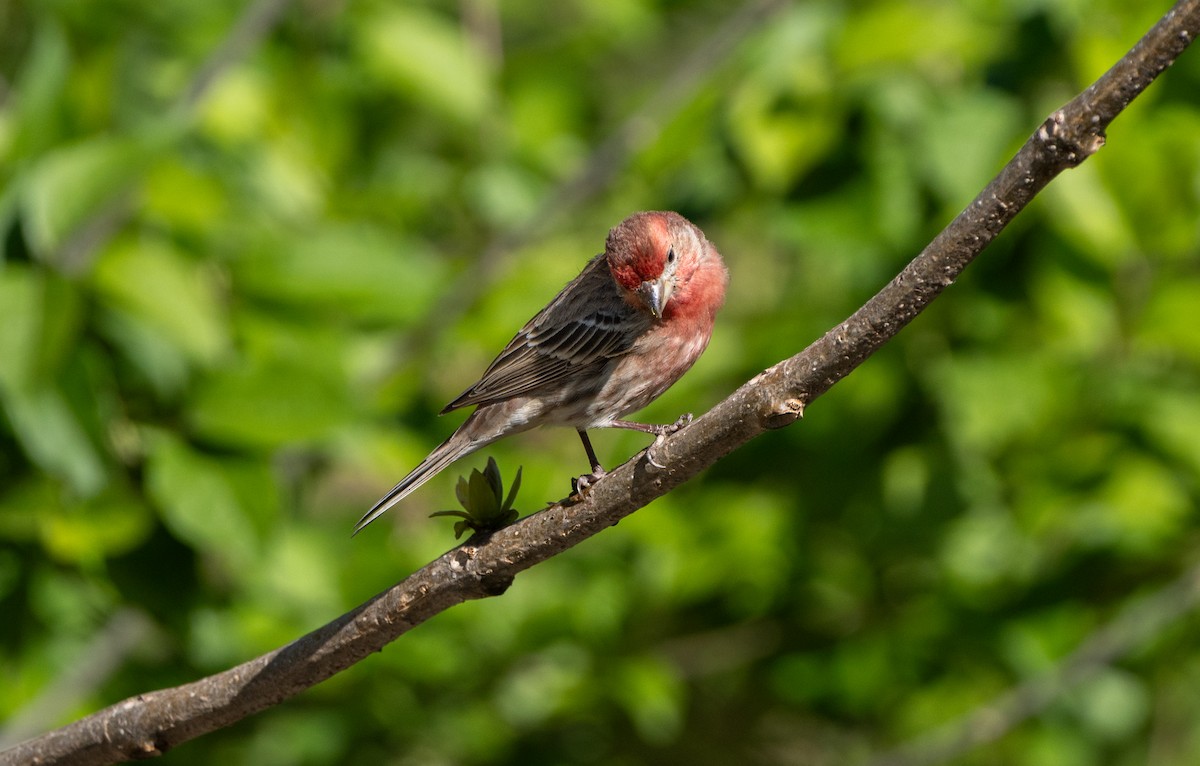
667, 247, 676, 264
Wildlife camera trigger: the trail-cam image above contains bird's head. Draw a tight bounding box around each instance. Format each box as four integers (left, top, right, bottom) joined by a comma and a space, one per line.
606, 211, 707, 320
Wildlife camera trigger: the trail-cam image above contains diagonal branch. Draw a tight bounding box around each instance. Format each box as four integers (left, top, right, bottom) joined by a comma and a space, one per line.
5, 1, 1198, 764
0, 610, 158, 750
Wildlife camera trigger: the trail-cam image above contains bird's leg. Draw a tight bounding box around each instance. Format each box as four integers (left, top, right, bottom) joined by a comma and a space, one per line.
610, 413, 693, 469
572, 429, 607, 494
571, 414, 693, 497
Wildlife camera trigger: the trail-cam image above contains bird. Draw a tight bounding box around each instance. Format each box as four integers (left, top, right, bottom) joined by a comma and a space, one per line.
354, 211, 728, 535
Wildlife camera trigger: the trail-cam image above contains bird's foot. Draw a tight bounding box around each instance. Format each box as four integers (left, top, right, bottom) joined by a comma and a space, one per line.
667, 412, 694, 432
645, 438, 668, 469
645, 413, 693, 469
571, 466, 607, 497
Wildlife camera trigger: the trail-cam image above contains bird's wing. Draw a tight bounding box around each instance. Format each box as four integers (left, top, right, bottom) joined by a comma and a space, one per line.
442, 255, 649, 411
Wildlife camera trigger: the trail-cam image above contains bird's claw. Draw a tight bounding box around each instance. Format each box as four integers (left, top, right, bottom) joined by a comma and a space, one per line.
646, 436, 668, 469
668, 413, 693, 432
645, 413, 693, 470
572, 467, 607, 497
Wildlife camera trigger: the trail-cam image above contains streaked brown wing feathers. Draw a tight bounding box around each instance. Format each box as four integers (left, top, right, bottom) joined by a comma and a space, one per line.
442, 255, 647, 411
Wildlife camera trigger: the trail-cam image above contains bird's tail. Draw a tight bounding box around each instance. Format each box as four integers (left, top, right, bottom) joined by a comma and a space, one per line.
352, 407, 519, 535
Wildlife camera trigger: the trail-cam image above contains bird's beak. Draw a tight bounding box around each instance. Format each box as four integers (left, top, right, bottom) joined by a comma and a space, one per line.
638, 276, 674, 320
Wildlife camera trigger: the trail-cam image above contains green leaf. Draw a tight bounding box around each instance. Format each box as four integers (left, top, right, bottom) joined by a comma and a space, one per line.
1136, 277, 1200, 362
727, 77, 839, 192
19, 136, 146, 260
919, 89, 1023, 207
503, 466, 523, 512
1095, 456, 1190, 554
6, 22, 70, 161
836, 2, 998, 71
144, 433, 257, 566
2, 385, 106, 496
95, 306, 191, 397
483, 456, 503, 502
611, 656, 684, 744
1069, 670, 1150, 741
0, 268, 83, 393
0, 267, 40, 392
455, 475, 471, 509
33, 274, 83, 379
188, 359, 352, 449
233, 224, 446, 325
91, 238, 228, 365
356, 6, 490, 124
430, 510, 472, 521
428, 511, 475, 540
1044, 162, 1136, 267
467, 466, 498, 516
141, 156, 229, 233
42, 493, 154, 565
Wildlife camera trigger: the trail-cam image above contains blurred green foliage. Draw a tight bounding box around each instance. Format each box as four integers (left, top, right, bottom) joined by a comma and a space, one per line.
2, 0, 1200, 764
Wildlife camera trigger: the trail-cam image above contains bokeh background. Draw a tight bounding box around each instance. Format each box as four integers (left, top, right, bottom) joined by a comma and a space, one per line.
3, 0, 1200, 764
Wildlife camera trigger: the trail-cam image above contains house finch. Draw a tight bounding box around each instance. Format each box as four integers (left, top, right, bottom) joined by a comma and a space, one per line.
355, 211, 728, 534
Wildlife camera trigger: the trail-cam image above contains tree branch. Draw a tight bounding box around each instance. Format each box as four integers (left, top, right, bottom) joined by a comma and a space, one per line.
5, 1, 1198, 763
0, 610, 158, 750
